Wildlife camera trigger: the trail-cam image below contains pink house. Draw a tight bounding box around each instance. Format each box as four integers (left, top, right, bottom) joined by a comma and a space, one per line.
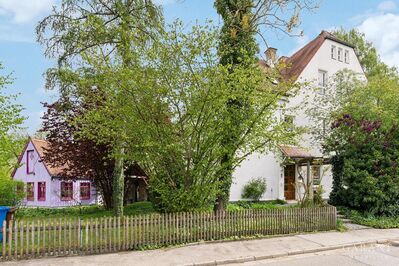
12, 138, 99, 208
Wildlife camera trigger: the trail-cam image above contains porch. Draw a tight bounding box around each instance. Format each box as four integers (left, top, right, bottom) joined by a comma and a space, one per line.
280, 145, 330, 201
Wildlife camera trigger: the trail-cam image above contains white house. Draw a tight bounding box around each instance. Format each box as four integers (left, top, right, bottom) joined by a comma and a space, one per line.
230, 31, 366, 202
12, 138, 99, 207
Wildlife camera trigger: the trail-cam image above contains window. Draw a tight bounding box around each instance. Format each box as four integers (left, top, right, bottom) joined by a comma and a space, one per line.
284, 115, 294, 131
331, 45, 336, 59
338, 48, 343, 61
318, 70, 328, 90
27, 182, 34, 201
80, 182, 91, 200
344, 50, 349, 63
312, 166, 321, 185
61, 182, 73, 201
38, 182, 46, 201
26, 150, 35, 174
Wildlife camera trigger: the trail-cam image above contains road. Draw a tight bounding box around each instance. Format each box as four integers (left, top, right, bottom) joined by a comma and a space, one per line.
235, 244, 399, 266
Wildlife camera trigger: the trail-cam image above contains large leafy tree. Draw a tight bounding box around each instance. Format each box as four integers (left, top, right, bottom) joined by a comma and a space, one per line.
58, 22, 297, 212
37, 0, 162, 216
41, 98, 145, 209
213, 0, 317, 210
0, 63, 25, 205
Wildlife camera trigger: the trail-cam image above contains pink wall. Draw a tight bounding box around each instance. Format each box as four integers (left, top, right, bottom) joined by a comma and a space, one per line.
13, 140, 98, 208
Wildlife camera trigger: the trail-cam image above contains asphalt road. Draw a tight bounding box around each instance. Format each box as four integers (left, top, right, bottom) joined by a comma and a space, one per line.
235, 244, 399, 266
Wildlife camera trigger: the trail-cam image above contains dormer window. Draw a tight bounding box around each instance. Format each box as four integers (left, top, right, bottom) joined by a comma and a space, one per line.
331, 45, 336, 59
344, 50, 349, 63
338, 48, 343, 62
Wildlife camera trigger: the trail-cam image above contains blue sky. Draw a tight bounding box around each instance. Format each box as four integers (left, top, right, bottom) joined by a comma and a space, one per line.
0, 0, 398, 134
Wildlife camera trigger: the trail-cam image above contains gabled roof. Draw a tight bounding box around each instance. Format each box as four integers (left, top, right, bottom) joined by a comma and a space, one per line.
31, 139, 66, 177
11, 138, 65, 178
280, 31, 355, 81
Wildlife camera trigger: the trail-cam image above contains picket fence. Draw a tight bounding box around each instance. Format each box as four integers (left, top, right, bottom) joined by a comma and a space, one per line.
1, 206, 336, 261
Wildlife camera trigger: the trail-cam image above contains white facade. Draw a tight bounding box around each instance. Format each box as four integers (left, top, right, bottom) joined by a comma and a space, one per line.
230, 33, 365, 202
12, 139, 98, 208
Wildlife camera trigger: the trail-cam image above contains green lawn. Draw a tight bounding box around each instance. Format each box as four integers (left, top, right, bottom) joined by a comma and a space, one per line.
14, 200, 295, 220
15, 202, 157, 219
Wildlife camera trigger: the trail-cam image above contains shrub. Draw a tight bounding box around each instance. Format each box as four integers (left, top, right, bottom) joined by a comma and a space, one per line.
325, 115, 399, 216
0, 178, 24, 206
241, 177, 267, 201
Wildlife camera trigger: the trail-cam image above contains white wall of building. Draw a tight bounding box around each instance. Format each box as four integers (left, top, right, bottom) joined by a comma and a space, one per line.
229, 37, 365, 201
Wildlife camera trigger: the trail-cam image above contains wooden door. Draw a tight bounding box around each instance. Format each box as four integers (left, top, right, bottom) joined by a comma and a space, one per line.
284, 165, 296, 200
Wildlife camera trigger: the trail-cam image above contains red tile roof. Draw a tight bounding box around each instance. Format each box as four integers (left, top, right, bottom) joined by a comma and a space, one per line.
280, 145, 314, 159
279, 31, 355, 81
31, 138, 66, 177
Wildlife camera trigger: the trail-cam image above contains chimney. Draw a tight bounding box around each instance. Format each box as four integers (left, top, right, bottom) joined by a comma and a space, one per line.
265, 47, 277, 67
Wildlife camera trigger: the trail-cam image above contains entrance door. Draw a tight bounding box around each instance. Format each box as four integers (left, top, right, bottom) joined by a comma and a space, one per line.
284, 165, 296, 200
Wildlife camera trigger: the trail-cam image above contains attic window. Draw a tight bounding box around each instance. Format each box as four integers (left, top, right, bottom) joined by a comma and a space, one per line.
344, 50, 349, 63
26, 150, 35, 174
338, 48, 343, 62
331, 45, 336, 59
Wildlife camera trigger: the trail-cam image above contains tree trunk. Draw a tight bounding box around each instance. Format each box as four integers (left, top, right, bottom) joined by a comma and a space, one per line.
113, 145, 125, 217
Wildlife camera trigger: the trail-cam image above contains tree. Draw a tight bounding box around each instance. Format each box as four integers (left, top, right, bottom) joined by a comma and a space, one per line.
213, 0, 317, 210
333, 28, 397, 79
56, 22, 298, 212
0, 62, 25, 206
40, 98, 145, 209
37, 0, 162, 216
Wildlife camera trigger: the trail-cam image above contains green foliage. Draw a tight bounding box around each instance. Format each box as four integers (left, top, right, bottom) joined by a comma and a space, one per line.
241, 177, 267, 201
325, 114, 399, 215
339, 207, 399, 229
0, 179, 24, 206
0, 62, 25, 207
15, 202, 156, 219
37, 0, 163, 216
55, 21, 297, 213
227, 200, 290, 211
313, 185, 325, 206
333, 28, 397, 78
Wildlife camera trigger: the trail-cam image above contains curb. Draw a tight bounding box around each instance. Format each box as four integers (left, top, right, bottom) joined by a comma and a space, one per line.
188, 239, 399, 266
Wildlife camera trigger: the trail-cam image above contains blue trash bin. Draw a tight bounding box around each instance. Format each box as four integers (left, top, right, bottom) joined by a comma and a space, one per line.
0, 206, 10, 242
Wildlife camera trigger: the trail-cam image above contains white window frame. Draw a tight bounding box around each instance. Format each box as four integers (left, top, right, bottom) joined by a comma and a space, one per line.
344, 49, 349, 63
331, 45, 336, 60
338, 48, 343, 62
318, 70, 328, 93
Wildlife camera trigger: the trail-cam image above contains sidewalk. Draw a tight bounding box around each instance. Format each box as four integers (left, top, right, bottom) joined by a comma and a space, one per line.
3, 229, 399, 266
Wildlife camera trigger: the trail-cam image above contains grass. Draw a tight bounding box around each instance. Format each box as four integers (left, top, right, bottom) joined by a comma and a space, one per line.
14, 200, 298, 220
339, 207, 399, 229
227, 200, 295, 211
15, 201, 157, 219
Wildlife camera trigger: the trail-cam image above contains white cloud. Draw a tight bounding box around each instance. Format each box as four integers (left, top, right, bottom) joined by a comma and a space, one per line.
378, 1, 397, 11
0, 0, 55, 24
357, 13, 399, 68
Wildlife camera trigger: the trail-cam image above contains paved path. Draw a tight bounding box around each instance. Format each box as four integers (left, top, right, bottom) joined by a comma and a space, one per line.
233, 244, 399, 266
3, 229, 399, 266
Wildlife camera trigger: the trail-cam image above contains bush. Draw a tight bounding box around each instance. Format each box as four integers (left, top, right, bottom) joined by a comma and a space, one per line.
0, 178, 24, 206
241, 178, 267, 201
325, 115, 399, 216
